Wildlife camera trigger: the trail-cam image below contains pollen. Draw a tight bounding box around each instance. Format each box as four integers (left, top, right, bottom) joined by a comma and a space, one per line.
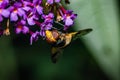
0, 0, 3, 2
13, 9, 18, 13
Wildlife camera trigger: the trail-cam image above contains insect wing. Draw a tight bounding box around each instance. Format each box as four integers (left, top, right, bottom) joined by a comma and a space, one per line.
51, 47, 63, 63
72, 28, 93, 40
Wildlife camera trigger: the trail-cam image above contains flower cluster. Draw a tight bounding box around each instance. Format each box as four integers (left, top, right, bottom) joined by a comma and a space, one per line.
0, 0, 77, 44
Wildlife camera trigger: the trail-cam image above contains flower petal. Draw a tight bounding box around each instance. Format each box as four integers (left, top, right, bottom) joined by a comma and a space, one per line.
36, 5, 43, 15
16, 28, 22, 34
65, 17, 73, 26
1, 9, 10, 18
0, 15, 3, 22
22, 26, 29, 34
10, 13, 18, 21
47, 0, 53, 4
27, 17, 35, 25
18, 8, 25, 17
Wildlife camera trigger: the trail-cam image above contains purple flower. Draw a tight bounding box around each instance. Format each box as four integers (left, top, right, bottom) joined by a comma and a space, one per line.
22, 26, 29, 34
21, 0, 43, 15
63, 10, 77, 30
0, 0, 78, 45
40, 22, 52, 36
9, 2, 26, 21
42, 13, 54, 23
15, 20, 29, 34
27, 13, 38, 25
47, 0, 61, 4
0, 0, 9, 6
16, 26, 29, 34
32, 0, 43, 15
39, 13, 54, 36
0, 6, 10, 22
30, 31, 40, 45
20, 1, 31, 12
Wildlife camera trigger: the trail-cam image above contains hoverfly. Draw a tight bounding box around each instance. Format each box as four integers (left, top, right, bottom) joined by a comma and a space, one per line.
45, 28, 92, 63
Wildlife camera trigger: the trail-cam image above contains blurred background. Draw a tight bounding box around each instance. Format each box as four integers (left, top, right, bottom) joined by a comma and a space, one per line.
0, 0, 119, 80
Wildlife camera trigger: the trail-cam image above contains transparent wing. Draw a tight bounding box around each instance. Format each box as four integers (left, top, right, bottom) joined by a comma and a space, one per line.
51, 47, 63, 63
71, 28, 93, 40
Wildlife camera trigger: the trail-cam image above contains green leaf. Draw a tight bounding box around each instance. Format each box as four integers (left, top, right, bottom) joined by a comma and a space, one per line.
66, 0, 119, 79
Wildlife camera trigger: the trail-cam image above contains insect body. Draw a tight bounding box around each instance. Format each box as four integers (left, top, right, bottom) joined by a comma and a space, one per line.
45, 28, 92, 63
